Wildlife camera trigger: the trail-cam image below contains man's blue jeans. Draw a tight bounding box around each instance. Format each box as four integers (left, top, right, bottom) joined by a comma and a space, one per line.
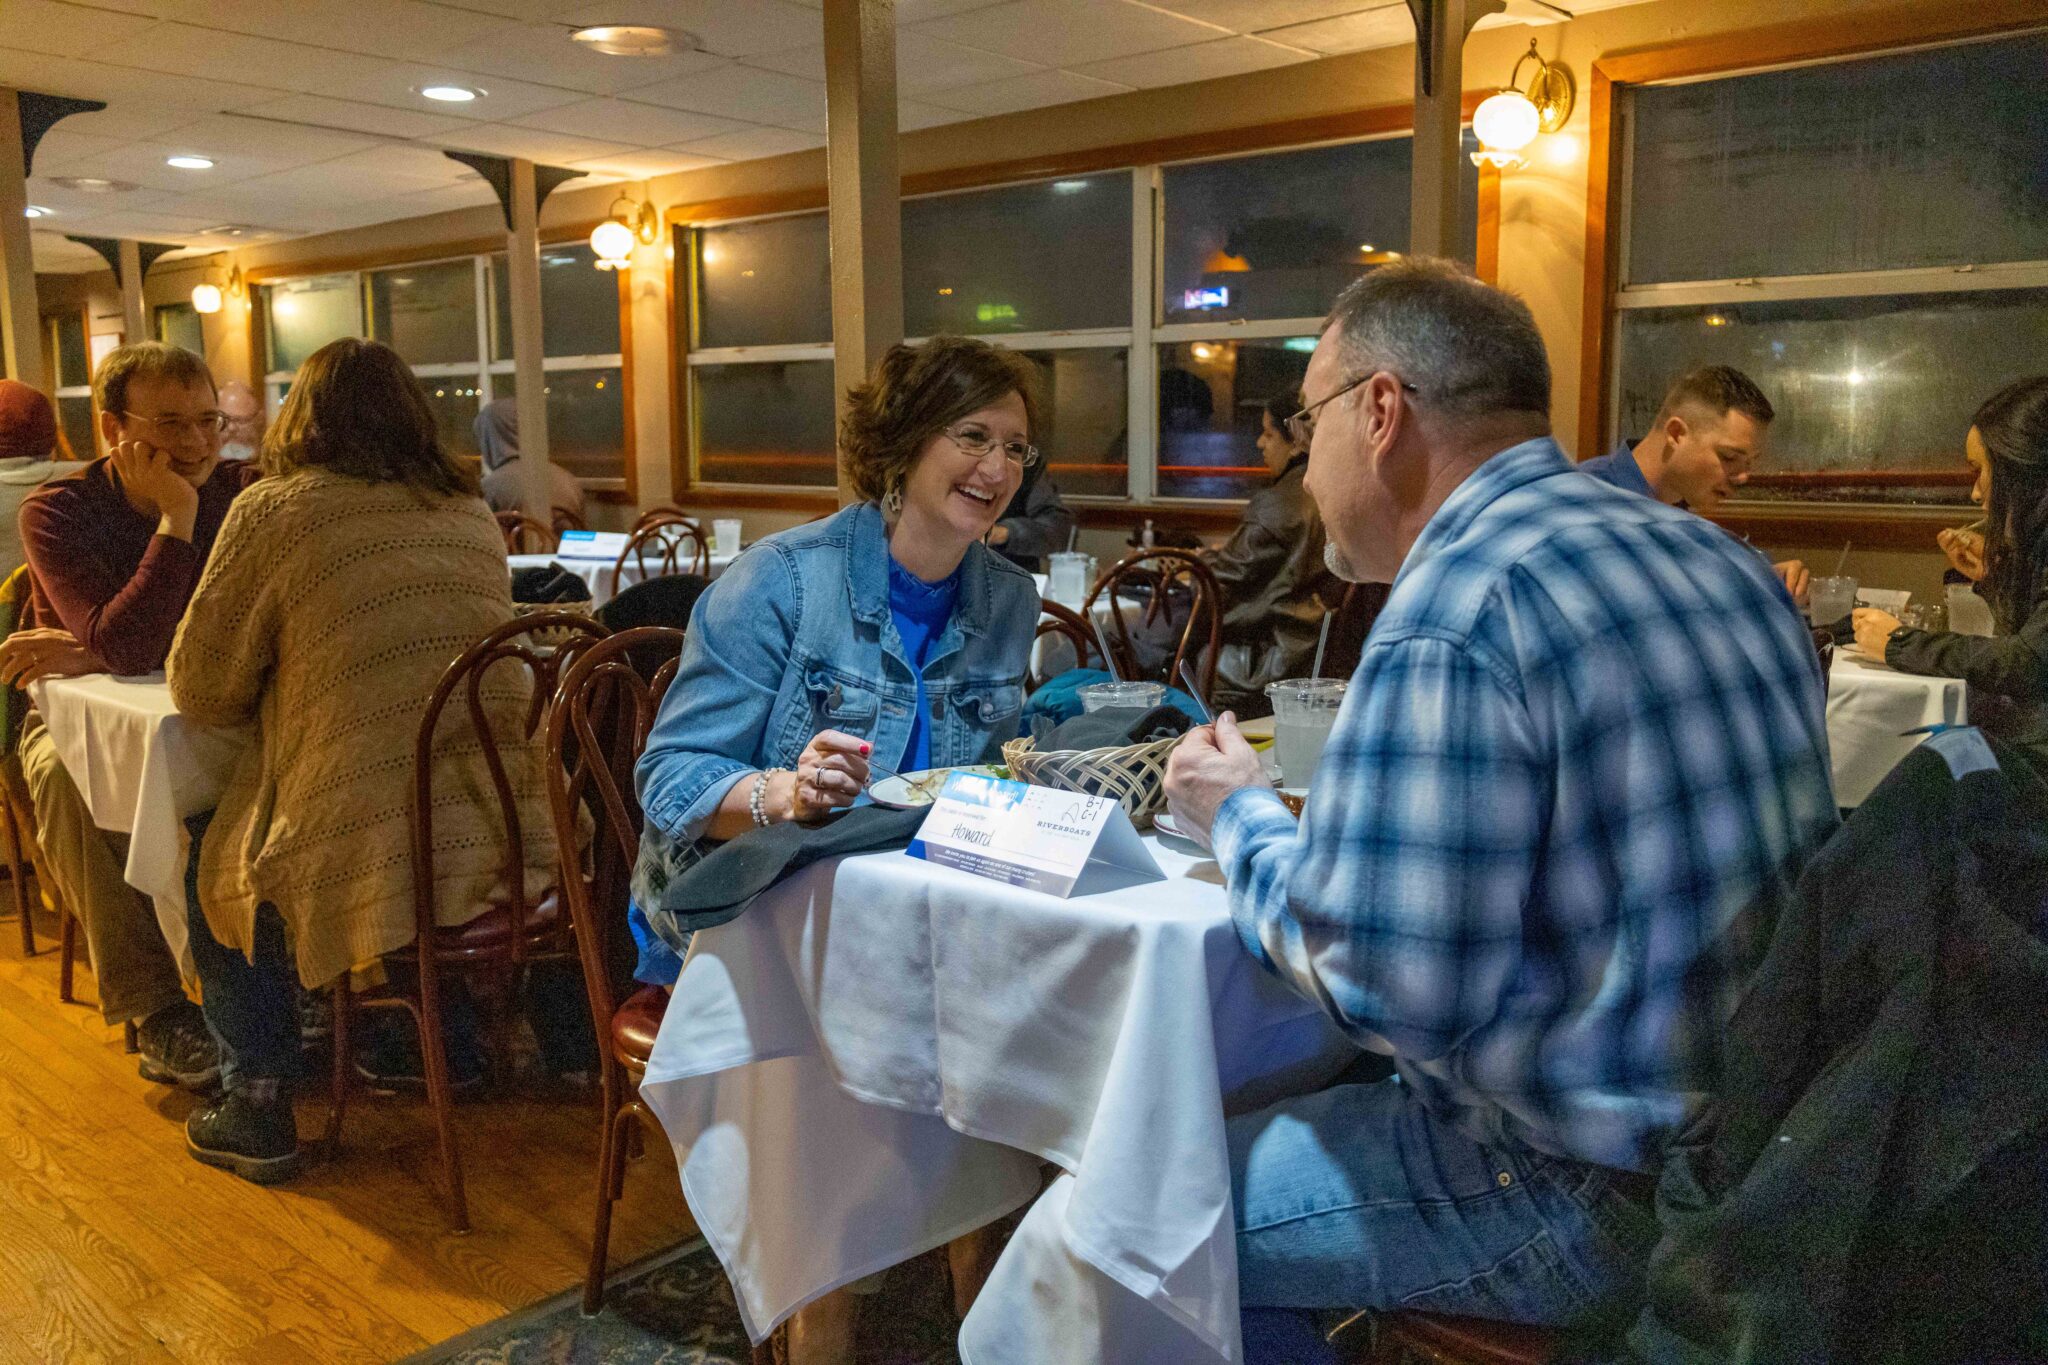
184, 811, 299, 1093
1230, 1077, 1656, 1363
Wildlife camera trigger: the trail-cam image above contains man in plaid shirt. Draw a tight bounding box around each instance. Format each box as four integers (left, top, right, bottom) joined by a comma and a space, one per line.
1164, 259, 1837, 1351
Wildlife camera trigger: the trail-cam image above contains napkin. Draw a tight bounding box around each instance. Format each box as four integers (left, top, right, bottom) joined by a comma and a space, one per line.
512, 563, 593, 604
639, 805, 928, 934
1029, 703, 1194, 751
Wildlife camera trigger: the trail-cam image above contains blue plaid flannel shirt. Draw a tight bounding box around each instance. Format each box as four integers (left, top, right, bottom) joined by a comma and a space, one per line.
1214, 438, 1839, 1172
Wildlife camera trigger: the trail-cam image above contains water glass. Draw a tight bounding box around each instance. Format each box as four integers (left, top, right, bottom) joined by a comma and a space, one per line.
1899, 603, 1946, 633
1807, 575, 1857, 627
1078, 680, 1164, 713
713, 518, 743, 557
1047, 551, 1096, 609
1265, 678, 1348, 790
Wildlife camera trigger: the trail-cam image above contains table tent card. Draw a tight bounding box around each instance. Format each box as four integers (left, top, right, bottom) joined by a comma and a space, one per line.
554, 529, 630, 560
908, 770, 1164, 898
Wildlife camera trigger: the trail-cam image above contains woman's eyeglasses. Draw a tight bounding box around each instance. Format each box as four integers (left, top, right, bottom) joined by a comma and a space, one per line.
946, 423, 1040, 469
118, 410, 230, 440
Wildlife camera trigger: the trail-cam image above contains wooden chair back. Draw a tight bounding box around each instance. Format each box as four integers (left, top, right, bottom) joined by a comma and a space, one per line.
552, 506, 588, 535
1085, 548, 1223, 697
611, 518, 710, 598
1030, 598, 1101, 692
496, 509, 554, 555
412, 612, 609, 967
631, 505, 692, 533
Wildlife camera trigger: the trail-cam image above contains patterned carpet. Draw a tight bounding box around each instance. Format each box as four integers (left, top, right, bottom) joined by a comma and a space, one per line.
407, 1242, 964, 1365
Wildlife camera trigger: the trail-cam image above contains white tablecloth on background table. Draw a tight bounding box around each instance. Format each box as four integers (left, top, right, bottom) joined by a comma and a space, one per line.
28, 673, 251, 976
508, 549, 736, 611
1030, 572, 1135, 677
640, 835, 1356, 1365
1826, 652, 1968, 806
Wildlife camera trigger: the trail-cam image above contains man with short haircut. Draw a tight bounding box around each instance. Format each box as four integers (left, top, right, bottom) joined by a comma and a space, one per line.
0, 342, 260, 1090
1581, 365, 1809, 600
1163, 261, 1838, 1357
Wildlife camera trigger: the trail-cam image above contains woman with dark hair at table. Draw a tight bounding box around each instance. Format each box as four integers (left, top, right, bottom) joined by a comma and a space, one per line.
1855, 376, 2048, 742
633, 334, 1041, 1362
166, 339, 559, 1183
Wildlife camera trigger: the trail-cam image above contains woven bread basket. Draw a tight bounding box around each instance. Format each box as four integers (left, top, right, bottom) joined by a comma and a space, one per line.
1001, 733, 1178, 829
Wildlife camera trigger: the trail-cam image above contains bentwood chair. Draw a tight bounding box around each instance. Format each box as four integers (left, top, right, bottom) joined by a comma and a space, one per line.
496, 509, 555, 555
324, 611, 609, 1232
609, 517, 710, 600
552, 506, 589, 536
630, 505, 691, 533
1029, 598, 1103, 693
1085, 549, 1223, 698
541, 627, 691, 1316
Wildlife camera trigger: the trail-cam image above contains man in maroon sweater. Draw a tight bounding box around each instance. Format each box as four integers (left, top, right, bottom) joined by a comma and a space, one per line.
0, 343, 259, 1089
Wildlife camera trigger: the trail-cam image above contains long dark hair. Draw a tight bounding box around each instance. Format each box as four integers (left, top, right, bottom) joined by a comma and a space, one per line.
263, 338, 480, 498
1975, 376, 2048, 634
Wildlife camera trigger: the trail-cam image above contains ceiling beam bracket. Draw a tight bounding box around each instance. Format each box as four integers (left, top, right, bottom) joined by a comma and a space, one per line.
441, 151, 586, 232
64, 235, 183, 284
16, 91, 106, 178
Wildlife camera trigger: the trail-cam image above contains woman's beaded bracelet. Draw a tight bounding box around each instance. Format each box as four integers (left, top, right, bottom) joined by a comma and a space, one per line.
749, 768, 786, 828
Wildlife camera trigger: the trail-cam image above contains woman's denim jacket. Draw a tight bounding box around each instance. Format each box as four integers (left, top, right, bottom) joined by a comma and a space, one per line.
633, 501, 1038, 904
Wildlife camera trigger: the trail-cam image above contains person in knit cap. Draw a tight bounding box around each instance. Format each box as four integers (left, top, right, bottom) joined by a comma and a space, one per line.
0, 380, 59, 577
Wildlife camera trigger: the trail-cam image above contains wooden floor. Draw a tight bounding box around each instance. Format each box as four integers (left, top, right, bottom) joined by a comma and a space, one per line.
0, 899, 698, 1365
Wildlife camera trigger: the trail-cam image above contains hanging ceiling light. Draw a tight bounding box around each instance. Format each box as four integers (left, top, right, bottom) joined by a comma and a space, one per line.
591, 191, 659, 270
569, 24, 684, 57
1471, 39, 1575, 171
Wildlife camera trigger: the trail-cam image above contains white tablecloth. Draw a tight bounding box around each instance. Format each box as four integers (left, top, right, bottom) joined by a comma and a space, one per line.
28, 674, 251, 976
1826, 653, 1968, 806
641, 834, 1355, 1365
1031, 573, 1133, 677
509, 548, 735, 611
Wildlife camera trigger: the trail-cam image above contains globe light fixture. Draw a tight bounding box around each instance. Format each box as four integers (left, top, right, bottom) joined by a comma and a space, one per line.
192, 283, 223, 314
1471, 40, 1574, 171
591, 191, 659, 270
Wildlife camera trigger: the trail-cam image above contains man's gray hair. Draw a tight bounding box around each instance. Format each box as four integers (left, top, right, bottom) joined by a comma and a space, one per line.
1323, 257, 1550, 420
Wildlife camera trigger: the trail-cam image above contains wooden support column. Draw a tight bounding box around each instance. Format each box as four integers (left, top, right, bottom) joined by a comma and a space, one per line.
0, 91, 43, 391
822, 0, 902, 506
118, 238, 146, 342
505, 157, 553, 522
1405, 0, 1504, 258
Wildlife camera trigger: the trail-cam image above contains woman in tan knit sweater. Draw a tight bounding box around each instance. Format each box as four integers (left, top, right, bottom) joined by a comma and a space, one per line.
168, 338, 558, 1183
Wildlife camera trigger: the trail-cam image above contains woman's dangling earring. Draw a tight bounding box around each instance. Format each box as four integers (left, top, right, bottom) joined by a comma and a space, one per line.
883, 484, 903, 519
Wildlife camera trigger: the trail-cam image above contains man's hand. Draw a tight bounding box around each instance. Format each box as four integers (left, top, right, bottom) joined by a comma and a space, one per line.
1774, 559, 1810, 605
0, 628, 104, 687
1937, 527, 1987, 582
1852, 608, 1901, 659
1163, 711, 1272, 847
109, 436, 200, 541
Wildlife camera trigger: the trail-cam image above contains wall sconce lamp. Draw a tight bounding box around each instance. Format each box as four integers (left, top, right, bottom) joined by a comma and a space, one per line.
1471, 40, 1575, 170
191, 261, 244, 314
591, 192, 659, 270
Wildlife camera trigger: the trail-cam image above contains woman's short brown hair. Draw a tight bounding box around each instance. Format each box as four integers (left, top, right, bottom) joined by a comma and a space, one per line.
262, 338, 479, 498
838, 336, 1040, 504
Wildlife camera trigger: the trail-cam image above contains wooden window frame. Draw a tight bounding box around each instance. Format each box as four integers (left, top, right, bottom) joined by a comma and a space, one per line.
1576, 0, 2048, 547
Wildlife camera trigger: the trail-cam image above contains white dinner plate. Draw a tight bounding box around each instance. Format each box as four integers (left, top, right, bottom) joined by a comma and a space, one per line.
869, 764, 1001, 810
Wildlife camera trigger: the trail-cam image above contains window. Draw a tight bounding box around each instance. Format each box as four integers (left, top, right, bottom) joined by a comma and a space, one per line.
1611, 33, 2048, 505
154, 302, 204, 356
48, 311, 94, 459
685, 129, 1480, 503
260, 248, 627, 483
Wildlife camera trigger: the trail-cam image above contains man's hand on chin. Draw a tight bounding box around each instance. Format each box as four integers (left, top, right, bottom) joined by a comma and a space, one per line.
1163, 712, 1272, 849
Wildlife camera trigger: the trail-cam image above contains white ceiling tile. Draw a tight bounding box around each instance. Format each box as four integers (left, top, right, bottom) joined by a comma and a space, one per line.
24, 129, 132, 173
33, 106, 198, 142
898, 100, 973, 131
0, 0, 158, 58
738, 33, 1045, 95
36, 140, 299, 192
403, 0, 568, 19
549, 0, 823, 59
389, 179, 514, 215
433, 122, 636, 164
0, 51, 287, 112
1261, 4, 1413, 55
63, 210, 222, 239
160, 114, 382, 162
1135, 0, 1380, 32
321, 143, 485, 182
228, 162, 453, 208
112, 0, 521, 57
308, 62, 585, 121
25, 177, 172, 214
569, 148, 729, 178
911, 0, 1220, 67
737, 44, 825, 82
920, 67, 1130, 117
670, 125, 823, 162
1073, 34, 1311, 88
621, 64, 825, 127
512, 97, 751, 146
773, 0, 1014, 15
227, 94, 475, 140
32, 232, 113, 273
431, 22, 729, 95
95, 22, 403, 93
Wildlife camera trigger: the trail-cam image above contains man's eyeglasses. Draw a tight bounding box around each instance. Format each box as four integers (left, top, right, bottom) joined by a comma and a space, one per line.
946, 423, 1040, 469
118, 410, 229, 440
1284, 373, 1420, 447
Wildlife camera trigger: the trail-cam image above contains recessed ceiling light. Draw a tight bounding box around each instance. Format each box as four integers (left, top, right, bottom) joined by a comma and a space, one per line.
419, 84, 483, 103
570, 24, 684, 57
23, 205, 48, 218
52, 175, 135, 192
167, 155, 214, 170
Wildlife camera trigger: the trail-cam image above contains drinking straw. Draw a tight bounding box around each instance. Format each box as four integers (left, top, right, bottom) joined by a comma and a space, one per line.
1176, 661, 1214, 725
1831, 541, 1852, 578
1310, 610, 1335, 680
1066, 525, 1079, 553
1090, 617, 1121, 681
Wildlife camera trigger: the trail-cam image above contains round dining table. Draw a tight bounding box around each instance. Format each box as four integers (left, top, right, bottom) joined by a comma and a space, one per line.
508, 548, 736, 612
